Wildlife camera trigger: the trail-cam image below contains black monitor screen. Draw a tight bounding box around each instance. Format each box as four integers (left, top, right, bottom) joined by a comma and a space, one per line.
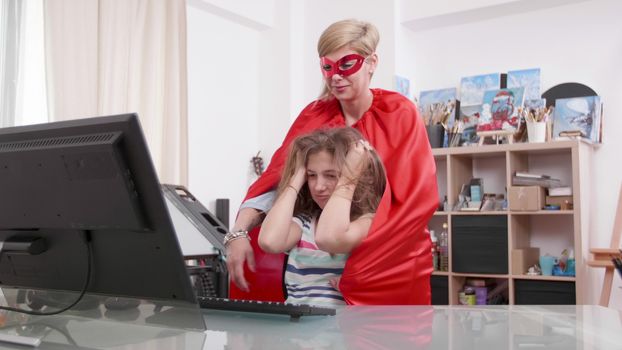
0, 114, 195, 304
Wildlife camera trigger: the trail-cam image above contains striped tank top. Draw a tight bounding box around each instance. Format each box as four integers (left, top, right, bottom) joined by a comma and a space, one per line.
285, 214, 348, 306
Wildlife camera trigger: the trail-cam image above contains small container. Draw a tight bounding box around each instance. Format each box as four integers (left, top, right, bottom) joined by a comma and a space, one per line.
464, 287, 476, 305
430, 230, 439, 271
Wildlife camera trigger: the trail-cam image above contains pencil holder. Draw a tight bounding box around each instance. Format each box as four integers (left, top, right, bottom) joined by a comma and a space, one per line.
527, 122, 546, 143
425, 125, 444, 148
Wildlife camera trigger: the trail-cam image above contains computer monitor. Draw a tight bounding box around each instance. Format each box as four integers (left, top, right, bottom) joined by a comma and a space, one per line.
0, 114, 196, 304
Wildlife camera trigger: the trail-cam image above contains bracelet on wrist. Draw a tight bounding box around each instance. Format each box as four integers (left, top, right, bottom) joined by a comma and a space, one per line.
287, 185, 299, 196
223, 230, 250, 247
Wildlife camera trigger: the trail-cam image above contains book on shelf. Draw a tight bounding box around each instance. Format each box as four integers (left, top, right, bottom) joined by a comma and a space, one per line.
512, 175, 561, 188
548, 187, 572, 196
514, 171, 551, 179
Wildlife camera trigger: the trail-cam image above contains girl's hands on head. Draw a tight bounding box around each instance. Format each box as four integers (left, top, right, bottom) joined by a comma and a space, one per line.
342, 139, 372, 182
289, 153, 307, 191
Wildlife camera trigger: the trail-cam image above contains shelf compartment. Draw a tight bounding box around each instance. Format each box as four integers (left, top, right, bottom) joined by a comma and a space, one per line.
514, 280, 576, 305
451, 276, 509, 305
431, 275, 449, 305
452, 215, 508, 274
510, 215, 574, 262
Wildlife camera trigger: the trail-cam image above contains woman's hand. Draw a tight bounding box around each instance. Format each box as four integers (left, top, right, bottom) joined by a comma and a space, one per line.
226, 238, 255, 292
225, 207, 264, 292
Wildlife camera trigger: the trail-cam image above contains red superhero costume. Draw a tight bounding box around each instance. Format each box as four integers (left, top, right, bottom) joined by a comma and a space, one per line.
230, 88, 439, 304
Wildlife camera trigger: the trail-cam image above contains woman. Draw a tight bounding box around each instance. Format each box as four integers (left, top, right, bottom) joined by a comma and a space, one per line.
225, 19, 438, 304
259, 128, 386, 306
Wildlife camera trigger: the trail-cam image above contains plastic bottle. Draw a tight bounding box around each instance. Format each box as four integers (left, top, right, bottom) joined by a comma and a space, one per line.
430, 230, 439, 271
439, 223, 449, 272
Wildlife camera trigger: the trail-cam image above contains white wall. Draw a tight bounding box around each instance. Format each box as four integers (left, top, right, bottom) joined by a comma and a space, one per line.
187, 2, 262, 226
400, 0, 622, 307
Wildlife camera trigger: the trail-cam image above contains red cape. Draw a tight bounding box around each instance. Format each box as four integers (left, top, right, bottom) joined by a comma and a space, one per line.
231, 89, 438, 304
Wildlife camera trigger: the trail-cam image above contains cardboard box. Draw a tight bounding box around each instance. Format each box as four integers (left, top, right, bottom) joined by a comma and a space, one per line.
512, 247, 540, 275
509, 186, 545, 211
545, 195, 573, 210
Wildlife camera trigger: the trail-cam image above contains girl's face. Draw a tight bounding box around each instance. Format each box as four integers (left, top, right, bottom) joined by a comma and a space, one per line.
320, 46, 377, 102
306, 150, 339, 209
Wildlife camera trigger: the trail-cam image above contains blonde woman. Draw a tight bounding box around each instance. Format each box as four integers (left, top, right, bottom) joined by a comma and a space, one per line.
226, 19, 438, 305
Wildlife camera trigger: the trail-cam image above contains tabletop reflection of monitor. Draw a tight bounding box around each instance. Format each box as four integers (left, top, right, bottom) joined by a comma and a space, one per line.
0, 114, 195, 304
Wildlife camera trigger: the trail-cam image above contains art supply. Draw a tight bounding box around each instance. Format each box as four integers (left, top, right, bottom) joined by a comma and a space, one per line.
539, 255, 557, 276
439, 223, 449, 272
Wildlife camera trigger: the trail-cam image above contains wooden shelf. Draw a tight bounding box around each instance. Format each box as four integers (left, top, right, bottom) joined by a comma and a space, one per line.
512, 275, 576, 282
450, 211, 507, 216
510, 210, 574, 215
428, 139, 591, 305
432, 139, 592, 157
452, 273, 508, 279
432, 271, 450, 276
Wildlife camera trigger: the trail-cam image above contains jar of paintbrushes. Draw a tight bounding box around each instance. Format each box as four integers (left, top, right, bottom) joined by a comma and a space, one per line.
520, 106, 553, 143
422, 101, 455, 148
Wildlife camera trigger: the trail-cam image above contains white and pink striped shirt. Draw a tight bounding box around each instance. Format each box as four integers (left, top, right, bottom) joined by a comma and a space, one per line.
284, 214, 348, 306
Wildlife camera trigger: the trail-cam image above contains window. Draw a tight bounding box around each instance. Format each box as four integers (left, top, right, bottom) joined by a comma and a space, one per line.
0, 0, 47, 128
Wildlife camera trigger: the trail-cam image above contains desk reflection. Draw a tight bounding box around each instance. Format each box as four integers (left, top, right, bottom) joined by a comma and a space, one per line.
202, 305, 622, 350
202, 306, 434, 349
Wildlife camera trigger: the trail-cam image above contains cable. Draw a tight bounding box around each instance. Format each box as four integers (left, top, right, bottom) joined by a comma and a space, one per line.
0, 231, 93, 316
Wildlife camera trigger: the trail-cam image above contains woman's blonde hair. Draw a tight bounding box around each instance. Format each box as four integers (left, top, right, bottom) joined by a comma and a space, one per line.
277, 127, 386, 220
316, 19, 380, 100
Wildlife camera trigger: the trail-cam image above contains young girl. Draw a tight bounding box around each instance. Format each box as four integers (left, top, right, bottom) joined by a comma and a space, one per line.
258, 127, 386, 306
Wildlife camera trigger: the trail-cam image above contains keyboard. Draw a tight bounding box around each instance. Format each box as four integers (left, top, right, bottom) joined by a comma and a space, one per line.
197, 296, 336, 321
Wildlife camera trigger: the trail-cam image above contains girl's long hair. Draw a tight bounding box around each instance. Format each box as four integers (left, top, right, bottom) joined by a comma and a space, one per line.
276, 127, 386, 220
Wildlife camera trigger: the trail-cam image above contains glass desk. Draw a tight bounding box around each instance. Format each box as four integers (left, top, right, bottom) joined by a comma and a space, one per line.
0, 304, 620, 349
201, 305, 622, 350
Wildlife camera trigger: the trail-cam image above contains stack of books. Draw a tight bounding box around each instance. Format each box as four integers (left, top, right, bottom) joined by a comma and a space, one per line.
512, 171, 562, 188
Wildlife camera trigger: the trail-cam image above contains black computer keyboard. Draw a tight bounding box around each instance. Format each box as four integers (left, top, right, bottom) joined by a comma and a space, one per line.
197, 296, 336, 321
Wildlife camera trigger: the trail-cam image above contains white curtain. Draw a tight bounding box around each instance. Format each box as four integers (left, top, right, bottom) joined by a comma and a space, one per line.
43, 0, 188, 186
0, 0, 23, 128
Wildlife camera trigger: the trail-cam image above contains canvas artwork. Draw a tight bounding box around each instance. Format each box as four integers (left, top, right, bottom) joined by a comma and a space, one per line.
553, 96, 602, 142
459, 73, 504, 106
394, 75, 411, 98
459, 106, 481, 145
524, 98, 546, 112
507, 68, 541, 100
419, 88, 457, 108
419, 88, 457, 124
477, 87, 525, 132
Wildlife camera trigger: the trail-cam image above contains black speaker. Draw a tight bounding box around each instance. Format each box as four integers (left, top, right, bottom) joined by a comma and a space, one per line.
216, 198, 229, 229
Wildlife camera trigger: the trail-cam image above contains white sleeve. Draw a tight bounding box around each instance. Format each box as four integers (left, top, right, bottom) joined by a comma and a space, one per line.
239, 190, 276, 212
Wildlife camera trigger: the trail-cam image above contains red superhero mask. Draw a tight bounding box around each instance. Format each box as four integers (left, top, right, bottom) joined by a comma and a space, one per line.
320, 54, 366, 79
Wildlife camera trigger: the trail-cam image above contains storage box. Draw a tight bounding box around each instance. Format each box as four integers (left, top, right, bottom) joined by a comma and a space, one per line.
452, 216, 508, 274
514, 280, 576, 305
509, 186, 545, 211
545, 195, 573, 210
511, 248, 540, 274
431, 276, 449, 305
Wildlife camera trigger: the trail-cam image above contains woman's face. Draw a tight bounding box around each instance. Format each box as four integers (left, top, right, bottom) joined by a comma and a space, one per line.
306, 150, 339, 209
321, 46, 377, 102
